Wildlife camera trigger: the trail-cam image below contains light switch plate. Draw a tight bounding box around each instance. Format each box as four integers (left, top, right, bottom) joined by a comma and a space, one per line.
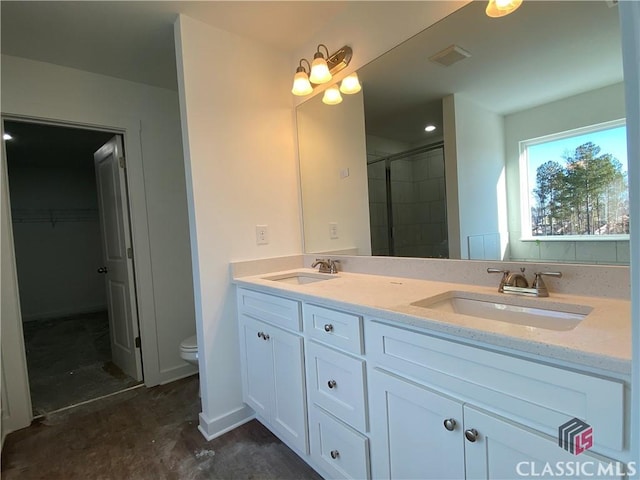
329, 222, 338, 239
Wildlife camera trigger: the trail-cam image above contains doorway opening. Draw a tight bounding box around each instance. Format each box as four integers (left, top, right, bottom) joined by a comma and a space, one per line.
3, 119, 143, 416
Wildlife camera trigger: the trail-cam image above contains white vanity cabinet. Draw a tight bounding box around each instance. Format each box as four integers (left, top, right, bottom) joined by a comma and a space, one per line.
367, 319, 627, 480
236, 284, 629, 480
304, 304, 371, 480
237, 288, 308, 455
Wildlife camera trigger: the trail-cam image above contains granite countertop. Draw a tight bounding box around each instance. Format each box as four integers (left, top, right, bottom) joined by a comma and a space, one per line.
234, 268, 631, 375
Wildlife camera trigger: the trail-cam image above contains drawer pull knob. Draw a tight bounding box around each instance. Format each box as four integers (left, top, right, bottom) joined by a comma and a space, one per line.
443, 418, 457, 431
464, 428, 479, 442
330, 450, 340, 459
327, 379, 337, 389
257, 332, 263, 339
324, 324, 334, 332
262, 333, 270, 341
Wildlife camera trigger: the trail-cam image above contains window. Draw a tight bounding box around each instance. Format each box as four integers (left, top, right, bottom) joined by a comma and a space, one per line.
520, 120, 629, 239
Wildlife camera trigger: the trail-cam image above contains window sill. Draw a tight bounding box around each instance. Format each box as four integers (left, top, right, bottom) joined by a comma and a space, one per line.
520, 235, 630, 242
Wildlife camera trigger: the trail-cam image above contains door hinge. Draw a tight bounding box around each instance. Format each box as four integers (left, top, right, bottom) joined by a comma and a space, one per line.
127, 247, 133, 259
135, 336, 141, 348
119, 156, 126, 168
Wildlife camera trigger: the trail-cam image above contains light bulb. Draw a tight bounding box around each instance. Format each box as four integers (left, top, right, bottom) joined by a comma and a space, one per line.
339, 73, 362, 94
310, 55, 332, 84
291, 71, 313, 96
322, 86, 342, 105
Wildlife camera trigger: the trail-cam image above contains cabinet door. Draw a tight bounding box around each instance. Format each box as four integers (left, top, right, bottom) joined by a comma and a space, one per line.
464, 406, 624, 480
271, 328, 308, 454
369, 369, 465, 480
240, 315, 273, 420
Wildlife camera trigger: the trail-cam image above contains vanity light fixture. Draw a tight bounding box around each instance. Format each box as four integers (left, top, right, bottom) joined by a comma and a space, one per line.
322, 85, 343, 105
339, 73, 362, 94
291, 45, 353, 97
486, 0, 523, 18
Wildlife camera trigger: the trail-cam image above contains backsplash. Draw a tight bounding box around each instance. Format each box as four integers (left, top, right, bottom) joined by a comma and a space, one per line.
231, 254, 630, 300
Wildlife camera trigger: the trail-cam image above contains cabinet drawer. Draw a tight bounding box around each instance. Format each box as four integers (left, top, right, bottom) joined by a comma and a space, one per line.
309, 406, 370, 480
366, 320, 625, 453
304, 304, 363, 354
237, 288, 301, 332
307, 341, 367, 432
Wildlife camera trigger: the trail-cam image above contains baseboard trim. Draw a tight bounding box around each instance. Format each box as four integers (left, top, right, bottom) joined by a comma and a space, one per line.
197, 405, 255, 441
157, 363, 198, 386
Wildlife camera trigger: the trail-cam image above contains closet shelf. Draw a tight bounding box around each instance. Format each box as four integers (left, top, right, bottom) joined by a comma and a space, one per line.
11, 208, 99, 226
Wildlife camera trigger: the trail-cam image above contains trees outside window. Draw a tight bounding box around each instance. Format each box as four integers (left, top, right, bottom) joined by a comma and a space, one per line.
522, 121, 628, 238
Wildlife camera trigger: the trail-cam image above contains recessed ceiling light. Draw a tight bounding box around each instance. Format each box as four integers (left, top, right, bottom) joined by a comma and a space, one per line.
3, 133, 13, 141
424, 125, 437, 132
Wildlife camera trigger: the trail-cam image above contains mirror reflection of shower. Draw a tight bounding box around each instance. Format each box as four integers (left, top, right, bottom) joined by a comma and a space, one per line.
367, 142, 448, 258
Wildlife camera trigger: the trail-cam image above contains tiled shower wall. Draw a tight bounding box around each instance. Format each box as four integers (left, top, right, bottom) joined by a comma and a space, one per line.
368, 147, 448, 258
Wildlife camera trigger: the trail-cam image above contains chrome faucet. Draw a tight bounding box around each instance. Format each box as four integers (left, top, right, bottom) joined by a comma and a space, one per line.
312, 258, 340, 274
487, 267, 562, 297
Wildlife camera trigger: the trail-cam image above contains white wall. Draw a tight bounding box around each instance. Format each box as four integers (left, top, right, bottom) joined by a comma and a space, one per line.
445, 94, 507, 260
1, 54, 196, 401
174, 15, 303, 439
504, 83, 628, 264
8, 165, 106, 320
297, 92, 370, 255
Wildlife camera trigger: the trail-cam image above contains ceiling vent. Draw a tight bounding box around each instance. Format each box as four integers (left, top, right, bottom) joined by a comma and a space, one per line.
429, 45, 471, 67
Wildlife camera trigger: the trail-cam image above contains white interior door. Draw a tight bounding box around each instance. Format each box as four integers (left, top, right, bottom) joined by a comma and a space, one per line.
94, 136, 142, 381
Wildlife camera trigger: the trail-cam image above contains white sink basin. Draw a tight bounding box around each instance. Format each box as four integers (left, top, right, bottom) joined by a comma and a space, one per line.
411, 291, 592, 331
262, 272, 337, 285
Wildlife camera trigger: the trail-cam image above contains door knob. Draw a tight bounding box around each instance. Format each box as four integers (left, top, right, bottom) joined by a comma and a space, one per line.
97, 267, 108, 274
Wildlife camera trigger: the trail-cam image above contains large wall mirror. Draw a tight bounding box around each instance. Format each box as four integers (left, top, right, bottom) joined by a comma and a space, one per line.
297, 0, 628, 265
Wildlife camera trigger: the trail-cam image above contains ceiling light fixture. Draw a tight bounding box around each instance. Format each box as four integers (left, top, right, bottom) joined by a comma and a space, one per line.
3, 133, 13, 141
486, 0, 523, 18
322, 85, 343, 105
291, 45, 353, 97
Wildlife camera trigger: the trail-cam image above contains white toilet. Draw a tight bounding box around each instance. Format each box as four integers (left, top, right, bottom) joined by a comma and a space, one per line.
179, 335, 199, 367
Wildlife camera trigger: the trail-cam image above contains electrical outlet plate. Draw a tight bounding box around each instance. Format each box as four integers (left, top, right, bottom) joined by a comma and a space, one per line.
256, 225, 269, 245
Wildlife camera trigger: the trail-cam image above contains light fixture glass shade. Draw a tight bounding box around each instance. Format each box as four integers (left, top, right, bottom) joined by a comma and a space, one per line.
322, 86, 342, 105
291, 71, 313, 96
310, 56, 332, 84
339, 73, 362, 94
485, 0, 523, 17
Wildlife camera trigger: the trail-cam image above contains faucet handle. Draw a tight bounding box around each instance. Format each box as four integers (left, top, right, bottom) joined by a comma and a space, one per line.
532, 271, 562, 297
328, 259, 340, 274
487, 268, 509, 293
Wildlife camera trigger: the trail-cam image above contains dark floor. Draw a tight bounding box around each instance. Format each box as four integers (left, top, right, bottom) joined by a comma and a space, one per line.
1, 375, 323, 480
22, 311, 141, 415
